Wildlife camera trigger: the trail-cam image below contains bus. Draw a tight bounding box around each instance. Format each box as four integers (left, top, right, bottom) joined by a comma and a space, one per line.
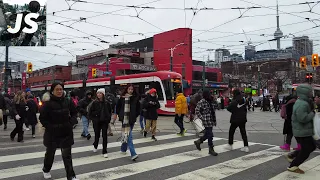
30, 71, 183, 115
292, 83, 320, 96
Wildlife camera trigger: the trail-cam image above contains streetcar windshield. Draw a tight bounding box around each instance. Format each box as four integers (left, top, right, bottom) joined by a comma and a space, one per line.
163, 78, 183, 100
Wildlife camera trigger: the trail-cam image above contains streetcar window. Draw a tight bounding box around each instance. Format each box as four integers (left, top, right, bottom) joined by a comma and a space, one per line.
163, 79, 182, 100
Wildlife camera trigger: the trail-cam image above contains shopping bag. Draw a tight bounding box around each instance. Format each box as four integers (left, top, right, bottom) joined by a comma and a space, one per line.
192, 117, 205, 133
313, 113, 320, 149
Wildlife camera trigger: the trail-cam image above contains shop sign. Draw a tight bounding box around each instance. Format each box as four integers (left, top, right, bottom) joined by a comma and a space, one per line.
130, 64, 156, 71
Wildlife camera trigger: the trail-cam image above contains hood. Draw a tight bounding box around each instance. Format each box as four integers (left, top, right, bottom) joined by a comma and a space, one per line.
296, 84, 312, 101
42, 92, 51, 102
177, 93, 184, 97
85, 90, 93, 96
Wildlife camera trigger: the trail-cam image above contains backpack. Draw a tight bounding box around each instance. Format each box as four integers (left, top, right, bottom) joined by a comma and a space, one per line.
280, 104, 287, 119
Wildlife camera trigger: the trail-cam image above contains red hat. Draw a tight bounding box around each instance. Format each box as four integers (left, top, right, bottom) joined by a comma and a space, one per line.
149, 88, 157, 94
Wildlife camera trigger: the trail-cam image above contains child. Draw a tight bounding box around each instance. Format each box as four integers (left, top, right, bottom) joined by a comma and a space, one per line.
26, 95, 38, 138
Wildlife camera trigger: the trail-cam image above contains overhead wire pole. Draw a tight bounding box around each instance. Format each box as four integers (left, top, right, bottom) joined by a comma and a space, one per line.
4, 41, 9, 93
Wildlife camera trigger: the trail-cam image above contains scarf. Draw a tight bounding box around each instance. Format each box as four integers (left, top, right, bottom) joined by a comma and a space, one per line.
121, 94, 131, 143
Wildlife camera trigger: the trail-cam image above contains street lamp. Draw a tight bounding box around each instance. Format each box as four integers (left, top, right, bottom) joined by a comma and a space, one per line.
202, 60, 215, 90
169, 43, 185, 71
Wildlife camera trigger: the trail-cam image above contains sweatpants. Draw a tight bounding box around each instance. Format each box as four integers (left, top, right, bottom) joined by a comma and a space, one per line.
289, 136, 316, 168
228, 122, 249, 147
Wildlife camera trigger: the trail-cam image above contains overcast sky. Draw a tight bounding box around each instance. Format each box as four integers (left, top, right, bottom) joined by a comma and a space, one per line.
1, 0, 320, 70
4, 0, 46, 5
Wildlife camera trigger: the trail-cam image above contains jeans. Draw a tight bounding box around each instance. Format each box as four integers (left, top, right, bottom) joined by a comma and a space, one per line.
43, 147, 76, 180
228, 122, 249, 147
200, 127, 214, 147
289, 136, 316, 168
139, 112, 146, 130
174, 114, 185, 133
10, 118, 24, 142
93, 121, 108, 154
81, 116, 90, 136
121, 125, 137, 157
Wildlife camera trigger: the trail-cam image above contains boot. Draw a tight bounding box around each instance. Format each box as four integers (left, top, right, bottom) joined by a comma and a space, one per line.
194, 139, 202, 151
280, 144, 290, 151
209, 146, 218, 156
293, 144, 301, 151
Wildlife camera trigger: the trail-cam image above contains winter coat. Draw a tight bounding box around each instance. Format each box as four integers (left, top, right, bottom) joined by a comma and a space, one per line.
195, 99, 216, 127
26, 99, 38, 125
39, 92, 77, 148
292, 85, 315, 137
89, 99, 112, 124
4, 97, 13, 116
105, 92, 116, 113
12, 101, 27, 121
116, 95, 140, 126
143, 94, 160, 120
175, 93, 188, 115
227, 95, 247, 124
0, 94, 7, 109
77, 91, 93, 116
283, 98, 296, 135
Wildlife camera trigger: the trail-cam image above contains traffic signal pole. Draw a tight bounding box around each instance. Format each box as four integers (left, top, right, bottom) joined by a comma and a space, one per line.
4, 42, 9, 93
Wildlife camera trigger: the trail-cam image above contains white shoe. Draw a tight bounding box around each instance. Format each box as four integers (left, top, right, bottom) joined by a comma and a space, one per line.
240, 146, 249, 153
131, 154, 138, 161
32, 135, 36, 138
26, 128, 30, 131
225, 144, 233, 150
43, 171, 52, 179
103, 154, 108, 158
93, 148, 97, 153
72, 177, 79, 180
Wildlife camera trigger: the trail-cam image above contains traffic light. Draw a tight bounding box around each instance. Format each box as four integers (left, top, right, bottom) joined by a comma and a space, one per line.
300, 56, 307, 69
92, 68, 97, 77
306, 73, 313, 83
312, 54, 319, 67
27, 62, 33, 73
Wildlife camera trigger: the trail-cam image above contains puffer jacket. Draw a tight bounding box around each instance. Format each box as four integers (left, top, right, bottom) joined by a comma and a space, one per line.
292, 84, 315, 137
175, 93, 188, 115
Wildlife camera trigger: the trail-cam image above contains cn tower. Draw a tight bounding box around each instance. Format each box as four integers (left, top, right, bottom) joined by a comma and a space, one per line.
274, 0, 283, 50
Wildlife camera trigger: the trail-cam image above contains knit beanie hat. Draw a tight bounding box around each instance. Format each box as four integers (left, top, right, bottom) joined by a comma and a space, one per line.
97, 88, 105, 96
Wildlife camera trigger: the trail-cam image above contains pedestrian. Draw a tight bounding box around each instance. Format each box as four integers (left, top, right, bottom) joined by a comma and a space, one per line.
26, 95, 38, 138
77, 90, 93, 140
280, 95, 299, 151
116, 84, 140, 161
2, 93, 11, 130
10, 91, 27, 142
105, 88, 116, 136
174, 89, 188, 136
193, 90, 218, 156
39, 82, 78, 180
89, 88, 112, 158
143, 88, 160, 141
225, 89, 249, 152
285, 84, 316, 174
139, 89, 149, 133
189, 90, 203, 120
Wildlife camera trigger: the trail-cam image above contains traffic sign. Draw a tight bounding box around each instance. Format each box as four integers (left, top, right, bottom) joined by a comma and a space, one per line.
103, 71, 112, 75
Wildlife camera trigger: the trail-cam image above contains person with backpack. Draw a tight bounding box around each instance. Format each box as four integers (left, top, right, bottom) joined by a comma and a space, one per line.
77, 90, 93, 140
39, 82, 78, 180
280, 95, 299, 151
225, 89, 249, 153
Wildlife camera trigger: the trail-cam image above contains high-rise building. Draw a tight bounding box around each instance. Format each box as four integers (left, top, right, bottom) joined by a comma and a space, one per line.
214, 49, 230, 63
292, 36, 313, 56
245, 45, 255, 60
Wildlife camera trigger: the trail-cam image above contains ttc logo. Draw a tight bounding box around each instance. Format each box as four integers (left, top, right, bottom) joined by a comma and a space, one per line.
7, 1, 42, 34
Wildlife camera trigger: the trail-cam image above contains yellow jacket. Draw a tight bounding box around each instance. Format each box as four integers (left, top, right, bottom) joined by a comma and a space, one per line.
175, 93, 188, 114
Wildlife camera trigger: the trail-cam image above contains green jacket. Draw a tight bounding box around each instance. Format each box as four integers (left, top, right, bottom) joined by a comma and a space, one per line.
292, 84, 315, 137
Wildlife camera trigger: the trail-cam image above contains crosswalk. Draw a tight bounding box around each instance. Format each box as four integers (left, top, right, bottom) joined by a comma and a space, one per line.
0, 127, 320, 180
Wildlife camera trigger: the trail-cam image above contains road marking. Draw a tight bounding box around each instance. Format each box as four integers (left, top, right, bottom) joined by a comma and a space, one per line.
269, 155, 320, 180
56, 141, 255, 180
167, 146, 286, 180
0, 133, 193, 163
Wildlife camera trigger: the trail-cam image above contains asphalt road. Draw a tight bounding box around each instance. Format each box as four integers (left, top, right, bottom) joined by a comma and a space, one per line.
0, 110, 319, 180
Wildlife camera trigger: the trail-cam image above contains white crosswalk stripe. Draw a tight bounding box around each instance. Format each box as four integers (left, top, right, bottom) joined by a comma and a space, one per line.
0, 132, 319, 180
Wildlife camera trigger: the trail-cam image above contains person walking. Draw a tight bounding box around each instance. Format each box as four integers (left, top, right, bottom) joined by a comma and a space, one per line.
174, 89, 188, 136
116, 84, 140, 161
10, 91, 27, 142
285, 84, 316, 174
143, 88, 160, 141
225, 89, 249, 152
89, 88, 113, 158
2, 93, 12, 130
77, 90, 93, 140
26, 95, 38, 138
105, 89, 116, 137
139, 89, 148, 133
280, 95, 299, 151
193, 90, 218, 156
39, 82, 78, 180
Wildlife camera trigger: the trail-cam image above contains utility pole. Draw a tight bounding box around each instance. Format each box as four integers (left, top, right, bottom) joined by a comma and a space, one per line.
4, 42, 9, 93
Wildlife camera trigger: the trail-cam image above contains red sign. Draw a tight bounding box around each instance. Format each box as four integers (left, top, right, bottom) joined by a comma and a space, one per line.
118, 49, 140, 57
22, 72, 27, 90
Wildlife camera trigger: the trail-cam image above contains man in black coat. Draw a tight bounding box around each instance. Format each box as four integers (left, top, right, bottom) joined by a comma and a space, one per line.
77, 90, 93, 140
0, 90, 7, 127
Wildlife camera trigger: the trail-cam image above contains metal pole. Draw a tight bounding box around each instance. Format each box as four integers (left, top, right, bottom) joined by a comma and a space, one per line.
257, 65, 260, 96
4, 42, 9, 93
170, 48, 173, 71
202, 62, 205, 90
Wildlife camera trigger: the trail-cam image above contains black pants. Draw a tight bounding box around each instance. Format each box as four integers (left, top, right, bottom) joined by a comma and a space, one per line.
93, 121, 108, 154
286, 133, 294, 145
3, 115, 7, 125
174, 114, 185, 133
31, 124, 36, 135
10, 119, 24, 142
200, 127, 214, 147
43, 147, 75, 180
228, 122, 249, 146
289, 136, 316, 168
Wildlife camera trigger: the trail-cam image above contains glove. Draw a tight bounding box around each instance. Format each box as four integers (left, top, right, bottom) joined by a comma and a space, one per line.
15, 114, 21, 120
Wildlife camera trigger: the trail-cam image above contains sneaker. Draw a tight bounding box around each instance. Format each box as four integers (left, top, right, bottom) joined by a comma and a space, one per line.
182, 129, 187, 136
225, 144, 233, 150
43, 171, 52, 179
143, 131, 147, 138
284, 154, 294, 163
151, 135, 157, 141
86, 134, 91, 140
240, 146, 249, 153
103, 153, 108, 158
72, 177, 79, 180
287, 166, 305, 174
32, 134, 36, 138
177, 133, 182, 136
93, 147, 97, 153
131, 154, 138, 161
108, 133, 113, 136
4, 124, 7, 130
26, 128, 30, 131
